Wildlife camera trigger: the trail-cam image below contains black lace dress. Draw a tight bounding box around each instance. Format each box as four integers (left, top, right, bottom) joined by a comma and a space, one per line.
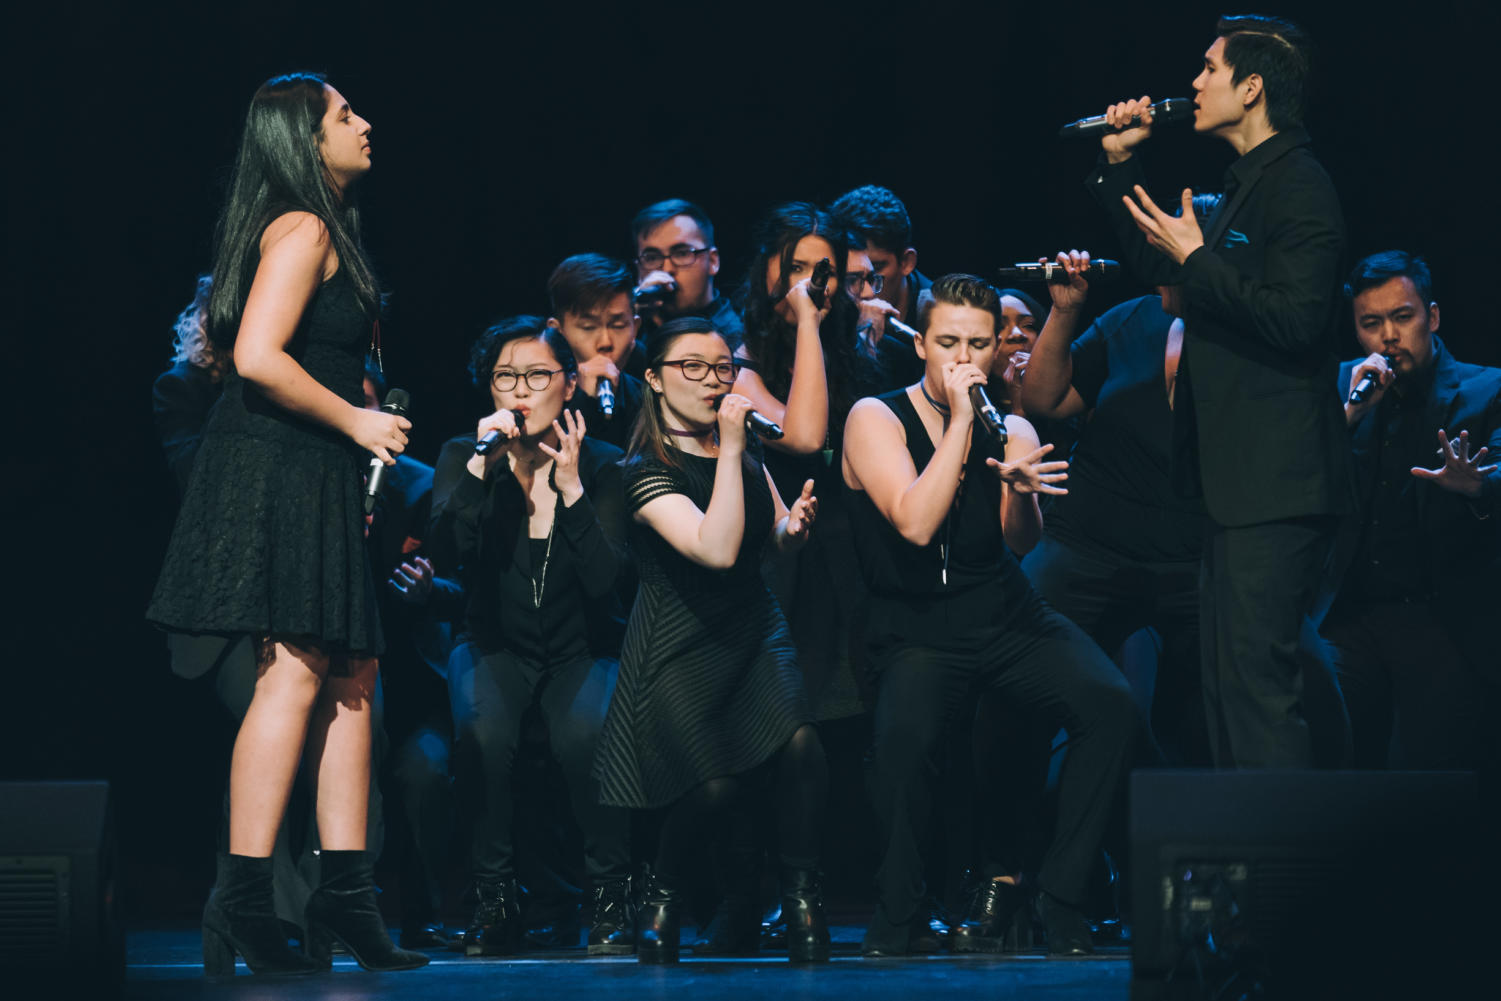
593, 449, 810, 809
147, 268, 382, 656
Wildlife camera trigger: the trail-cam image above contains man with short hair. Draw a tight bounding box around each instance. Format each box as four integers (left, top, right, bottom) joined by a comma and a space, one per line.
1322, 250, 1499, 769
1087, 14, 1351, 768
630, 199, 744, 359
831, 187, 929, 390
546, 253, 645, 450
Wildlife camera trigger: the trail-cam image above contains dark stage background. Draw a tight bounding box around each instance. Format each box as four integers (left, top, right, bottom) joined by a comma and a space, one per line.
5, 1, 1498, 917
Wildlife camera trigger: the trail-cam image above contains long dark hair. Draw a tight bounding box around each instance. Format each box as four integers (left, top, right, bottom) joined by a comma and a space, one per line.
735, 202, 859, 434
626, 316, 730, 472
206, 72, 380, 351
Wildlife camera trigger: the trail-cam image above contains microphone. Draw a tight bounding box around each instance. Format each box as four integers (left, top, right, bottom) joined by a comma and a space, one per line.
365, 388, 411, 515
996, 260, 1121, 283
969, 385, 1008, 446
1058, 97, 1195, 138
596, 378, 616, 419
1348, 355, 1394, 405
747, 411, 784, 441
634, 279, 676, 312
474, 409, 527, 456
807, 257, 834, 309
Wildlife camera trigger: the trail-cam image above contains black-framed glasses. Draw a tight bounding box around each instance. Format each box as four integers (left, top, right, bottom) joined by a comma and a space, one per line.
636, 245, 713, 270
844, 271, 886, 295
491, 368, 564, 391
657, 359, 739, 383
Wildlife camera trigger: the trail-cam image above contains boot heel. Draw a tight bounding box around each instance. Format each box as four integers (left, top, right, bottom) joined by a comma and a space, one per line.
303, 926, 333, 970
202, 927, 236, 975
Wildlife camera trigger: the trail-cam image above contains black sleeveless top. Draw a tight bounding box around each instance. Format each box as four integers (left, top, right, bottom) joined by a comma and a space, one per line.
849, 388, 1033, 648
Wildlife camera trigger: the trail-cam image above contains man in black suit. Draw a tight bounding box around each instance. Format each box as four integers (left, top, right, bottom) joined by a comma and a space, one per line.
1322, 251, 1499, 769
1087, 14, 1352, 767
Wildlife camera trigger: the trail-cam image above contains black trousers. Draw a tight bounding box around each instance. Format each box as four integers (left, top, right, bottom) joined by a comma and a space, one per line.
1322, 597, 1484, 770
1200, 517, 1341, 768
448, 642, 629, 886
169, 632, 387, 933
1022, 534, 1206, 765
863, 591, 1136, 952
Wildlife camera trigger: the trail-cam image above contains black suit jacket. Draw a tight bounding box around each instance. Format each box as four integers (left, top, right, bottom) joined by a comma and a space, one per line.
1089, 129, 1353, 527
1325, 338, 1501, 617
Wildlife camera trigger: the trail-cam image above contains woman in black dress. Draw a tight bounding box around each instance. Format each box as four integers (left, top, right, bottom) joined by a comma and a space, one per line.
594, 317, 829, 964
428, 317, 633, 957
147, 73, 425, 976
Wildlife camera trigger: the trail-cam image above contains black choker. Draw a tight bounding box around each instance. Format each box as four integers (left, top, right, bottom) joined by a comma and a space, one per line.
663, 427, 710, 438
920, 380, 950, 416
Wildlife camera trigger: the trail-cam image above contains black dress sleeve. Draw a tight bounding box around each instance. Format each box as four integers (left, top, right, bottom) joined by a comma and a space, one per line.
428, 435, 494, 580
624, 455, 689, 512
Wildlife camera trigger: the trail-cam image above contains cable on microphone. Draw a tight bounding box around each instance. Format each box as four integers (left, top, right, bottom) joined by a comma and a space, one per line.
365, 388, 411, 514
1058, 97, 1195, 138
474, 409, 527, 456
969, 385, 1008, 447
996, 260, 1121, 283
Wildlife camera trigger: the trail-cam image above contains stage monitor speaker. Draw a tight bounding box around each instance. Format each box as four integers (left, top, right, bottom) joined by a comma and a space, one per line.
0, 781, 122, 989
1129, 769, 1482, 1000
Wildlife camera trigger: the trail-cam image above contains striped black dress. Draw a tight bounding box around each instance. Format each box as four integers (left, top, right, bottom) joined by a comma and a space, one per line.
593, 448, 809, 809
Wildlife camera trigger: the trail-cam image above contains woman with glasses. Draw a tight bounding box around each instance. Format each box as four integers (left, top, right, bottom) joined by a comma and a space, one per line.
428, 317, 634, 957
147, 73, 426, 976
593, 317, 830, 964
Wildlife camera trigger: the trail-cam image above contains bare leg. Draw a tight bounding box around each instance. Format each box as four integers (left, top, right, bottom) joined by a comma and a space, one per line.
228, 639, 328, 857
306, 656, 378, 851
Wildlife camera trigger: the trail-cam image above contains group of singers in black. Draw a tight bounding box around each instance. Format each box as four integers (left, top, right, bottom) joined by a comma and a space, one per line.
148, 12, 1499, 978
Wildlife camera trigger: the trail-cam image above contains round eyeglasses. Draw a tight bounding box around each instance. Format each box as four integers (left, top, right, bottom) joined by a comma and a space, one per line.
491, 368, 564, 391
657, 359, 739, 383
844, 271, 886, 295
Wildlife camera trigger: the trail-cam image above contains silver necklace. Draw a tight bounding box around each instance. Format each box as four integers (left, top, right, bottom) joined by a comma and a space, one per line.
531, 517, 555, 609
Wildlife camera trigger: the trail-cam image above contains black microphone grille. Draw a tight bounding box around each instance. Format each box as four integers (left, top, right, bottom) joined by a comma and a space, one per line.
384, 388, 411, 413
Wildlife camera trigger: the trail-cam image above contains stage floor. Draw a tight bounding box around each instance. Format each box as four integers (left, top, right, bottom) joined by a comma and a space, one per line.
123, 925, 1131, 999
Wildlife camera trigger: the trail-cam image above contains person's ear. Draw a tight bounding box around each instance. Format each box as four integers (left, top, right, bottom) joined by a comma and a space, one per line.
1240, 72, 1264, 111
707, 247, 720, 278
900, 248, 918, 278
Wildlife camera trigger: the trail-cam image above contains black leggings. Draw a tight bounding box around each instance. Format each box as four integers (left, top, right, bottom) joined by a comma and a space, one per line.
655, 723, 827, 884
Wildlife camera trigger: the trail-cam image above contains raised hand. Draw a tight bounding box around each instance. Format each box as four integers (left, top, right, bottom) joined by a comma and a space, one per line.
388, 555, 434, 604
786, 276, 833, 326
466, 407, 522, 478
715, 392, 754, 455
576, 355, 622, 399
1343, 352, 1395, 425
941, 361, 990, 421
1043, 249, 1092, 313
784, 478, 819, 541
1123, 186, 1205, 266
986, 443, 1069, 496
1411, 428, 1497, 498
537, 409, 588, 501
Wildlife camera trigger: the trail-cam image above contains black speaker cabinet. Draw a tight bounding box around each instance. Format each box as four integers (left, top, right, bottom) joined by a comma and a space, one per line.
1129, 769, 1482, 999
0, 781, 122, 989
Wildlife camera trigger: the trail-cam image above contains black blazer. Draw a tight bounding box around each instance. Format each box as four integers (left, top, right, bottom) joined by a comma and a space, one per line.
1325, 338, 1501, 616
1089, 128, 1353, 527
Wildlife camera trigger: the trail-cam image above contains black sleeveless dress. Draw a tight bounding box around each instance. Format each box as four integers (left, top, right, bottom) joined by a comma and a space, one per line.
147, 267, 382, 655
593, 449, 810, 809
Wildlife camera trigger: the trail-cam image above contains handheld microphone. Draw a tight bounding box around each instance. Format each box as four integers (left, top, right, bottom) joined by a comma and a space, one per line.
996, 260, 1121, 283
1348, 355, 1394, 405
1058, 97, 1195, 138
747, 411, 784, 440
808, 257, 833, 309
969, 385, 1008, 446
474, 409, 527, 456
596, 378, 616, 419
365, 388, 411, 514
634, 279, 676, 312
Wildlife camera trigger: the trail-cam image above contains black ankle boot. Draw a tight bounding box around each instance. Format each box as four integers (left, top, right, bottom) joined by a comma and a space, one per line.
780, 866, 830, 964
636, 870, 682, 964
304, 850, 430, 971
586, 877, 635, 956
464, 877, 522, 957
949, 871, 1027, 954
200, 853, 321, 977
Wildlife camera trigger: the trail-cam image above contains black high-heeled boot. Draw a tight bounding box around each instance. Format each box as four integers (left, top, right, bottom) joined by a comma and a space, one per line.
636, 870, 682, 964
200, 853, 322, 977
780, 866, 831, 964
303, 850, 430, 971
